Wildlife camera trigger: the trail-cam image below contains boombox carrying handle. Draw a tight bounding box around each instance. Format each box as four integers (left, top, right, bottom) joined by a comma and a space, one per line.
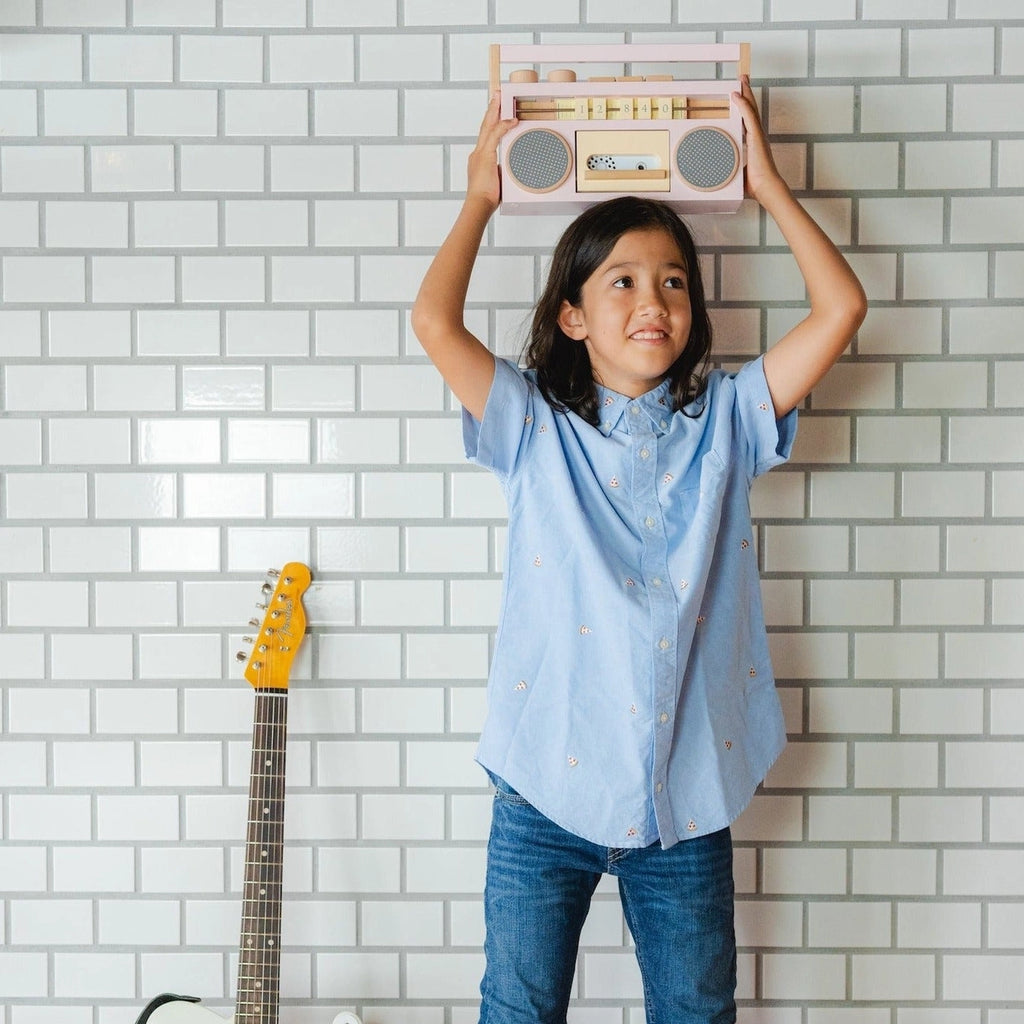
488, 43, 751, 95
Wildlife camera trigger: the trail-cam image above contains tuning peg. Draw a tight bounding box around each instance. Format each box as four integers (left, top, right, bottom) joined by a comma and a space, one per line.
235, 651, 248, 662
267, 568, 280, 578
242, 636, 255, 644
248, 618, 260, 627
255, 602, 266, 610
261, 582, 274, 596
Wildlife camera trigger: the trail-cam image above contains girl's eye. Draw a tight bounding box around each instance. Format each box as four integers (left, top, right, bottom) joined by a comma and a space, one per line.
666, 276, 687, 289
612, 276, 633, 288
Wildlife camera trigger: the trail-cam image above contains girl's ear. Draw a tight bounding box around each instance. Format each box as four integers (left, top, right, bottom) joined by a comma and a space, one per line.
558, 299, 587, 340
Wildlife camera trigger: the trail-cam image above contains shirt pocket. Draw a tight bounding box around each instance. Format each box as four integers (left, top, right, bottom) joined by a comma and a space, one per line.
675, 449, 727, 526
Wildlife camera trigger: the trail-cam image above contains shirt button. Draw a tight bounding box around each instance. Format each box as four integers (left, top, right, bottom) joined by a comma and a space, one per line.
639, 448, 650, 459
659, 712, 669, 724
656, 782, 663, 793
644, 516, 656, 529
658, 637, 671, 650
629, 405, 639, 416
652, 577, 662, 587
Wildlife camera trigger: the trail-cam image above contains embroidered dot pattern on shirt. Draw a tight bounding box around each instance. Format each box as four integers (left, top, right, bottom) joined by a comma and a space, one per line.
724, 740, 732, 750
625, 577, 636, 587
630, 703, 637, 714
568, 756, 578, 767
604, 396, 615, 407
758, 402, 769, 411
626, 827, 638, 838
749, 667, 757, 677
533, 555, 542, 566
663, 472, 674, 484
539, 423, 547, 433
525, 414, 533, 424
514, 680, 527, 691
680, 579, 688, 590
697, 614, 706, 624
687, 820, 698, 832
609, 476, 620, 488
579, 625, 591, 635
741, 538, 750, 549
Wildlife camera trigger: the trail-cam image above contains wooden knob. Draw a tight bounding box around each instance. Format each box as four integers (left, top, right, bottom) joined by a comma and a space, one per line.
509, 69, 539, 83
547, 68, 576, 82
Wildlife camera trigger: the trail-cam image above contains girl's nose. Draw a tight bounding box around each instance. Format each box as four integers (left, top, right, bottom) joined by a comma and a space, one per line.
637, 288, 668, 316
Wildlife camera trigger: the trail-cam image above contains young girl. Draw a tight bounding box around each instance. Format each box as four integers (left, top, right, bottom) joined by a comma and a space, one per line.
412, 80, 866, 1024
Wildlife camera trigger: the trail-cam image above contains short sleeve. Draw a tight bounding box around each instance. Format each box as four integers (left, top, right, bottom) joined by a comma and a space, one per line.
462, 357, 535, 481
734, 355, 797, 479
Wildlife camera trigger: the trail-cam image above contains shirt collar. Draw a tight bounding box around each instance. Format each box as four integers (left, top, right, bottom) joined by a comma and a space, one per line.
594, 378, 674, 437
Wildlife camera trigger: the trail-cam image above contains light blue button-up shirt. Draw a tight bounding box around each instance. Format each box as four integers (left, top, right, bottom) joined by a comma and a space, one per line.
464, 354, 797, 849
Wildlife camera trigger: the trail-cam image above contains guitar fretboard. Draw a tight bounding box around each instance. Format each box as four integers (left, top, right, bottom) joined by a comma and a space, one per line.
236, 688, 287, 1024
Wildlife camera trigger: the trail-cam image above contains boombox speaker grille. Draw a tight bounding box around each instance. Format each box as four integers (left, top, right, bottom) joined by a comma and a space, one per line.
507, 129, 572, 193
675, 127, 739, 191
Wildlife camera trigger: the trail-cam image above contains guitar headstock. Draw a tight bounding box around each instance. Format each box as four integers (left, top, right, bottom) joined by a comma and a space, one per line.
237, 561, 312, 690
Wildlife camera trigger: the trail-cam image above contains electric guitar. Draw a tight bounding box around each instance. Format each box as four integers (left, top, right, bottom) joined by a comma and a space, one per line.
134, 564, 358, 1024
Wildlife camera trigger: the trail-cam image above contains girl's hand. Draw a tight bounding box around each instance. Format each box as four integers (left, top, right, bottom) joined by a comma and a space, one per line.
466, 92, 518, 209
732, 75, 786, 206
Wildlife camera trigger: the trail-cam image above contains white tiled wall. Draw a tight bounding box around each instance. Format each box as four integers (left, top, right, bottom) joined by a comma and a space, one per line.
1, 1, 1022, 1021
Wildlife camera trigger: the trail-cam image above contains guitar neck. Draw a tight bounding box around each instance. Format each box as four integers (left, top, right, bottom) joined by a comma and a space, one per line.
235, 687, 288, 1024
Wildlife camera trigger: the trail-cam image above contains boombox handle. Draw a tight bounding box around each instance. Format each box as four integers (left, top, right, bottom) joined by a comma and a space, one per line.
488, 42, 751, 95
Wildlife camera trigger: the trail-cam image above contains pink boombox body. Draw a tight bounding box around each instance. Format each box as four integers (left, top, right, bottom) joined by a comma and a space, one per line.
491, 42, 750, 215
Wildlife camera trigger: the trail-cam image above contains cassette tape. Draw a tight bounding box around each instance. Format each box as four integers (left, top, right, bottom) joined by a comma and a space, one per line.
491, 42, 750, 215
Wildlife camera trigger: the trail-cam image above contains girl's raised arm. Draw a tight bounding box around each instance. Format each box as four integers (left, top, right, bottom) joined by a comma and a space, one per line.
733, 77, 868, 418
411, 94, 518, 422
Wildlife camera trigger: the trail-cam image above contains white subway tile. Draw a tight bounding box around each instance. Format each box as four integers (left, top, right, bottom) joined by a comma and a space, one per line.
227, 309, 310, 356
943, 956, 1024, 1002
180, 144, 264, 192
94, 364, 176, 411
953, 84, 1024, 133
132, 0, 215, 27
815, 28, 901, 77
405, 526, 489, 573
138, 526, 219, 571
319, 418, 400, 464
765, 741, 848, 788
317, 526, 399, 572
182, 366, 264, 410
853, 848, 936, 896
316, 953, 400, 999
135, 199, 218, 247
51, 630, 133, 677
809, 795, 892, 842
271, 365, 353, 412
46, 200, 127, 247
44, 88, 127, 135
768, 86, 854, 135
0, 527, 44, 572
225, 199, 307, 246
359, 33, 442, 81
271, 254, 353, 301
141, 847, 223, 893
53, 953, 135, 998
404, 417, 466, 465
96, 794, 180, 840
10, 899, 92, 944
814, 142, 899, 190
139, 634, 221, 679
271, 471, 355, 518
314, 88, 398, 136
179, 35, 263, 82
0, 33, 82, 81
49, 418, 131, 464
53, 845, 134, 892
852, 955, 935, 1002
312, 0, 397, 24
139, 418, 221, 463
227, 418, 309, 463
225, 89, 308, 136
270, 34, 354, 82
225, 525, 310, 570
808, 902, 891, 948
363, 794, 445, 840
361, 579, 444, 626
0, 88, 40, 134
3, 255, 85, 302
899, 902, 981, 949
358, 145, 443, 192
763, 953, 846, 1001
317, 846, 401, 893
856, 416, 941, 464
6, 471, 87, 518
92, 254, 175, 302
810, 579, 894, 626
95, 581, 177, 626
318, 740, 400, 787
88, 34, 171, 82
362, 471, 444, 518
449, 580, 501, 627
182, 255, 264, 302
133, 88, 217, 136
763, 525, 849, 572
585, 0, 671, 21
0, 310, 41, 355
43, 0, 124, 24
362, 900, 444, 947
138, 309, 220, 356
769, 633, 849, 681
856, 632, 937, 680
899, 795, 981, 842
8, 795, 91, 840
361, 686, 443, 732
91, 143, 173, 190
406, 847, 485, 894
361, 364, 444, 412
0, 419, 42, 465
7, 580, 88, 626
902, 471, 985, 520
858, 198, 944, 247
405, 88, 483, 139
270, 143, 354, 191
50, 525, 132, 572
223, 0, 305, 26
901, 578, 985, 628
8, 685, 89, 733
314, 199, 397, 247
861, 84, 947, 133
810, 685, 892, 733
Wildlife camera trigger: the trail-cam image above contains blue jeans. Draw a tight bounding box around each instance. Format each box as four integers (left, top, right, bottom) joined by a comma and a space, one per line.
479, 777, 736, 1024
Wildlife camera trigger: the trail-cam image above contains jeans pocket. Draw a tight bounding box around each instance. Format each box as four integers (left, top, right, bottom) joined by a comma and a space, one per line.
489, 772, 530, 805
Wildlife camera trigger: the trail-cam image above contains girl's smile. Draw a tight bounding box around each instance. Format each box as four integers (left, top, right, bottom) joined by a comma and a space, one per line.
558, 227, 693, 399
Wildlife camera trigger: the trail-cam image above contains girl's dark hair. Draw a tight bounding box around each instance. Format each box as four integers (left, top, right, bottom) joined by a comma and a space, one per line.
523, 196, 712, 425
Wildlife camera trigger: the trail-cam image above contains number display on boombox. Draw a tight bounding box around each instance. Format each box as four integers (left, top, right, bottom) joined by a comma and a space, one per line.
491, 43, 750, 215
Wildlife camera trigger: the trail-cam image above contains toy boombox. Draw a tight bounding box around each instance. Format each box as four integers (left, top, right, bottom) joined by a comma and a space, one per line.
492, 42, 750, 215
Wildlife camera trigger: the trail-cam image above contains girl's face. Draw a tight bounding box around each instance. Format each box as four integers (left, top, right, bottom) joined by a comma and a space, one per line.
557, 227, 693, 399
